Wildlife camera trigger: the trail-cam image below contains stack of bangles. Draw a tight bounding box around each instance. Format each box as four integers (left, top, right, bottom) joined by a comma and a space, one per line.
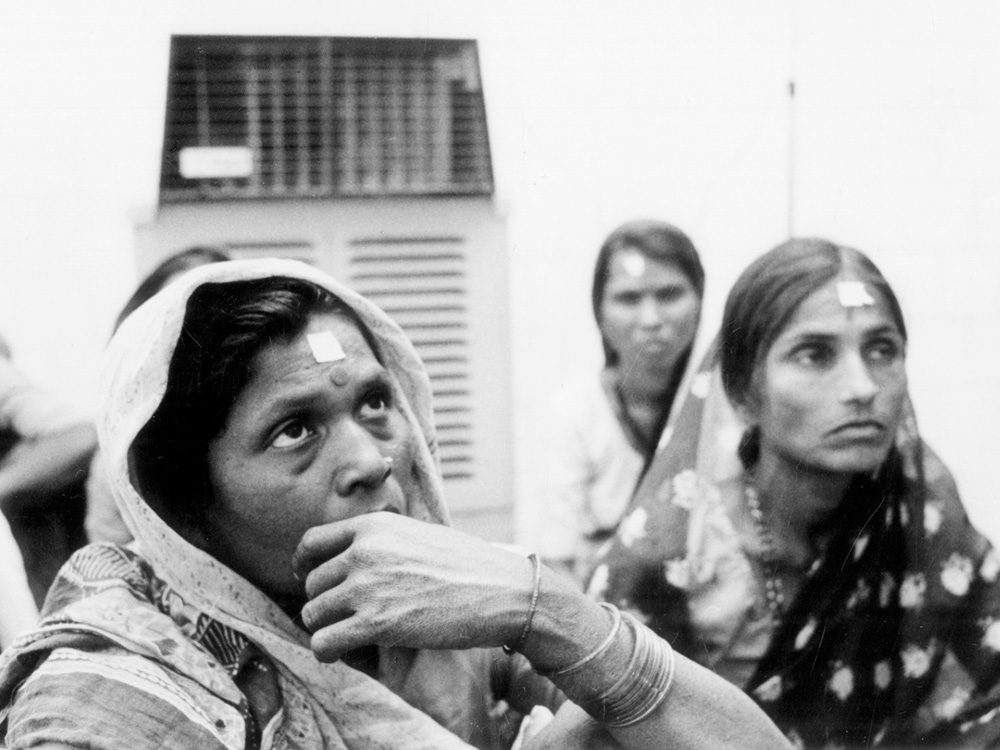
504, 554, 676, 728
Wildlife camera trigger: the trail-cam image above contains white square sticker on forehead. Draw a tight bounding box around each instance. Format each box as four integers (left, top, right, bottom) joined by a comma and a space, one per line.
621, 252, 646, 277
837, 281, 876, 308
306, 331, 346, 363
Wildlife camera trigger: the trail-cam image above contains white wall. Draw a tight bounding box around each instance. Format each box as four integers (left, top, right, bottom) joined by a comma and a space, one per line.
2, 0, 999, 539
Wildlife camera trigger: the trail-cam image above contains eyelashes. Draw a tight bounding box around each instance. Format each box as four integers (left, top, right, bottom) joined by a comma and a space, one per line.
270, 420, 316, 449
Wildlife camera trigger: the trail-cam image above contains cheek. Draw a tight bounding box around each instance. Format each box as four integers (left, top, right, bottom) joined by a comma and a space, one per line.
599, 304, 631, 337
759, 380, 822, 437
388, 420, 430, 513
668, 297, 701, 336
879, 368, 909, 420
210, 454, 299, 528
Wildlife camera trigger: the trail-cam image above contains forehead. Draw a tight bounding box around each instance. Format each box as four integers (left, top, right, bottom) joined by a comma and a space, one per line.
776, 278, 901, 340
606, 248, 689, 285
250, 311, 380, 382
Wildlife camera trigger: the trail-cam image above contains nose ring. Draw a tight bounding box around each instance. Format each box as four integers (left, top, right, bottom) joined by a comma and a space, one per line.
382, 456, 394, 478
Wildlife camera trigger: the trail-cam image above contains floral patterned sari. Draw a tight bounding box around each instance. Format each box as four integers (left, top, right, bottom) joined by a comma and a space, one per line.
590, 344, 1000, 749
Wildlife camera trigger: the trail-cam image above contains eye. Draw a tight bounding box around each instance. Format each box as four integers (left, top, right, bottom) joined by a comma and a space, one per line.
611, 291, 641, 306
655, 286, 686, 304
359, 384, 393, 421
270, 420, 316, 449
791, 343, 834, 368
866, 336, 903, 364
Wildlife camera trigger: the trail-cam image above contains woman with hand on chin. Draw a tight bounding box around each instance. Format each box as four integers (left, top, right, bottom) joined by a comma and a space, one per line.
591, 238, 1000, 748
0, 259, 787, 750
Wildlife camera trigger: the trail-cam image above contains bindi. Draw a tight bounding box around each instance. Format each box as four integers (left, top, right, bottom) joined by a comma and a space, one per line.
620, 251, 646, 277
329, 365, 350, 387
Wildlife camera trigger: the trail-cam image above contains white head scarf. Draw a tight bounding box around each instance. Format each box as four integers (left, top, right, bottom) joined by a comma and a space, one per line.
99, 258, 472, 749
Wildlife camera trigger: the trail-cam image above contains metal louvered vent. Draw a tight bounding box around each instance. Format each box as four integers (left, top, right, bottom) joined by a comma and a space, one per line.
347, 236, 473, 481
160, 35, 493, 201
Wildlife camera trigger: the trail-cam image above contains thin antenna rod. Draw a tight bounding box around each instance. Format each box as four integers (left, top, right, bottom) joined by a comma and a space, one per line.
788, 78, 796, 238
787, 4, 798, 238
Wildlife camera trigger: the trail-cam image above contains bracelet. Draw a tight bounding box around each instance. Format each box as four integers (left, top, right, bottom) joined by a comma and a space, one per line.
587, 612, 676, 728
542, 602, 622, 677
503, 552, 542, 655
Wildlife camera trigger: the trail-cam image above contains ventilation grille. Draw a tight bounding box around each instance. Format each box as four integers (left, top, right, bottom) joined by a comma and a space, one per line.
161, 36, 493, 201
348, 236, 473, 481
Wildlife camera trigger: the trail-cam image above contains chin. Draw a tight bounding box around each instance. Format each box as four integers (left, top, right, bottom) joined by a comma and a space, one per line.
821, 445, 893, 476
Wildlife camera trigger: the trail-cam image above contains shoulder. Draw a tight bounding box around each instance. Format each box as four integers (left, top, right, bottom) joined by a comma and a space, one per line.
548, 371, 603, 406
546, 372, 616, 427
5, 646, 246, 750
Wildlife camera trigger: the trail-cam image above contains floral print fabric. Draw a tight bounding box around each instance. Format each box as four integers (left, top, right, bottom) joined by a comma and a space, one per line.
590, 346, 1000, 748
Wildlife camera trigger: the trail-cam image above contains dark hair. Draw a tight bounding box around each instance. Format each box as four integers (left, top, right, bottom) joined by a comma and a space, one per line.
131, 276, 380, 530
591, 220, 705, 367
720, 237, 907, 412
114, 246, 231, 332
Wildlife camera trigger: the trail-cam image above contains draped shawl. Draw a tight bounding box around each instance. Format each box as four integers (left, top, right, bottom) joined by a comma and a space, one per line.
0, 259, 502, 749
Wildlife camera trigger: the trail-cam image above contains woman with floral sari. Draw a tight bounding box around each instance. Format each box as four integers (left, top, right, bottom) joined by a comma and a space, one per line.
0, 259, 786, 750
590, 238, 1000, 748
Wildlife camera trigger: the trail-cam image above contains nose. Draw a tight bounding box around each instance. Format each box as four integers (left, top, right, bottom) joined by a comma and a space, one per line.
840, 352, 878, 405
331, 423, 393, 498
636, 296, 662, 328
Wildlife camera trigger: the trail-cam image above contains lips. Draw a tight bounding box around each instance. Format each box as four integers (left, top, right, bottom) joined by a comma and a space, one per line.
829, 420, 886, 439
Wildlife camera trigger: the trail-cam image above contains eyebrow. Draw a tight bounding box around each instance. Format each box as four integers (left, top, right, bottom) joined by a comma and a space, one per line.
782, 322, 902, 344
248, 363, 391, 429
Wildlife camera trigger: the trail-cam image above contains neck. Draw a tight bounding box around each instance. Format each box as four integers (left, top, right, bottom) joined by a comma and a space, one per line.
613, 362, 676, 404
751, 453, 852, 563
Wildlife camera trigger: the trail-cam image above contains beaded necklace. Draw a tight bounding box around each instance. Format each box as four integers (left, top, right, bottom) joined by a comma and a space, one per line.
744, 482, 787, 619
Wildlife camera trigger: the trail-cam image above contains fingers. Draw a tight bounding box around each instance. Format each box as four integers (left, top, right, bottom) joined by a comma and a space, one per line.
303, 592, 361, 661
303, 554, 348, 598
300, 550, 364, 662
293, 518, 358, 580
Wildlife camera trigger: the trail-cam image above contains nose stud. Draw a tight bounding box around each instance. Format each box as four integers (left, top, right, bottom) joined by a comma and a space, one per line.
382, 456, 394, 479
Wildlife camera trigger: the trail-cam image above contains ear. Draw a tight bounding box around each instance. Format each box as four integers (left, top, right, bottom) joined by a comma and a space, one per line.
730, 369, 764, 426
731, 393, 760, 427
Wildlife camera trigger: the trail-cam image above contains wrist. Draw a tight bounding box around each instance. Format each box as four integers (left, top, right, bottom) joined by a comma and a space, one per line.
516, 567, 612, 672
502, 553, 541, 655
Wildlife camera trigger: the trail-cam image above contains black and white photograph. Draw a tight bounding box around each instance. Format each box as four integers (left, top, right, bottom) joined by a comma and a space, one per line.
1, 2, 999, 747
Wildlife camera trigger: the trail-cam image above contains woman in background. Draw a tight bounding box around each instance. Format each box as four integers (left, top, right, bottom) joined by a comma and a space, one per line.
533, 220, 703, 584
590, 237, 1000, 748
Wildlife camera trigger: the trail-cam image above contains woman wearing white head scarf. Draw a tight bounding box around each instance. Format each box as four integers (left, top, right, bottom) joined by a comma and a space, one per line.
0, 259, 786, 750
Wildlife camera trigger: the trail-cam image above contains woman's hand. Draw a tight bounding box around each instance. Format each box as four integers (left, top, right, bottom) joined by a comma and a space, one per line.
293, 512, 534, 661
